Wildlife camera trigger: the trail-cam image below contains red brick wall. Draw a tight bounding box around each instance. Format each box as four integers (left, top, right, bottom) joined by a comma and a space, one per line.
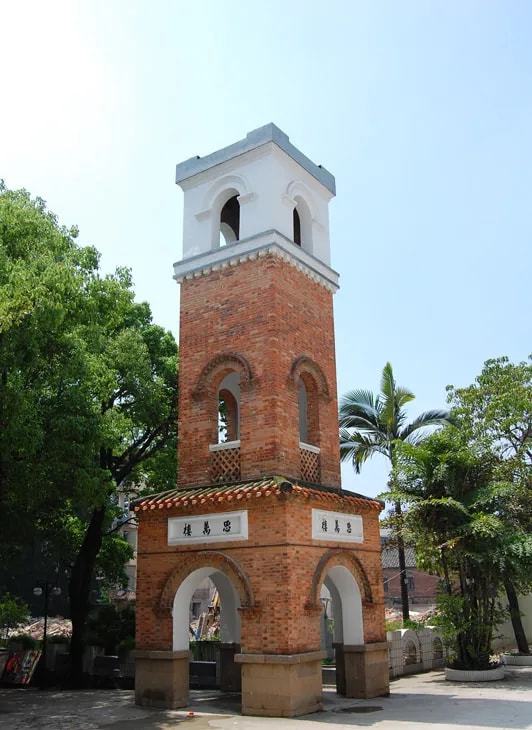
383, 568, 439, 605
136, 493, 385, 654
177, 254, 341, 488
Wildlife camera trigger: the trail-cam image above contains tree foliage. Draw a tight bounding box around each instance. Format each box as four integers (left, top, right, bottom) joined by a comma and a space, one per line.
339, 362, 451, 471
340, 362, 451, 620
446, 356, 532, 653
0, 183, 178, 680
390, 424, 532, 667
0, 593, 29, 643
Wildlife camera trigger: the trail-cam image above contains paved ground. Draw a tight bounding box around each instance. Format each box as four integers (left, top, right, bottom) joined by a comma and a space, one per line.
0, 667, 531, 730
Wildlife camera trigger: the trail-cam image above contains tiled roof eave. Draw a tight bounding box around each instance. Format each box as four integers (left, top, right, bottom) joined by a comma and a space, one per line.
133, 478, 382, 514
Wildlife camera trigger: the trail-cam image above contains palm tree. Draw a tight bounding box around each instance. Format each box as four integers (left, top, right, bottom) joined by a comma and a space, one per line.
339, 362, 451, 620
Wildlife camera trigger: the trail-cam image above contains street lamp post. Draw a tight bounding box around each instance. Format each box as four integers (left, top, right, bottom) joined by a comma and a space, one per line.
33, 582, 61, 688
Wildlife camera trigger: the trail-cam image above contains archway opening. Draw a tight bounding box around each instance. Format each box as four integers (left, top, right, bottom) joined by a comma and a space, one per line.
219, 195, 240, 247
173, 566, 242, 698
320, 565, 364, 697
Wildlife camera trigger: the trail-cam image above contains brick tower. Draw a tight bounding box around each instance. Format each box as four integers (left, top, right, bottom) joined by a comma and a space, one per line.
134, 125, 389, 717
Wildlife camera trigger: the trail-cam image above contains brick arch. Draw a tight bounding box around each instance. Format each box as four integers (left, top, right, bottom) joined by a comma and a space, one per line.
158, 551, 255, 616
289, 355, 330, 401
192, 352, 254, 400
307, 549, 373, 608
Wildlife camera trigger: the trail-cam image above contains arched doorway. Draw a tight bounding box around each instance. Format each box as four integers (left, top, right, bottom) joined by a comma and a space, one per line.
320, 565, 364, 697
309, 549, 388, 700
173, 566, 243, 697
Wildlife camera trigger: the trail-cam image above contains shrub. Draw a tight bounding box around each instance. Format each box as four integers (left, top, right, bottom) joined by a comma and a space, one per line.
87, 604, 135, 654
9, 633, 39, 650
0, 594, 29, 644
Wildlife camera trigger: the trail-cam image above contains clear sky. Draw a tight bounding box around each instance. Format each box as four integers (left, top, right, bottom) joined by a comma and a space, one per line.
1, 1, 530, 498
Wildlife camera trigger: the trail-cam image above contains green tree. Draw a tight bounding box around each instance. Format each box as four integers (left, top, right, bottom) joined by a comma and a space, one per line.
0, 182, 103, 560
339, 362, 451, 620
447, 356, 532, 653
67, 277, 178, 682
0, 184, 178, 683
0, 593, 29, 644
391, 428, 532, 669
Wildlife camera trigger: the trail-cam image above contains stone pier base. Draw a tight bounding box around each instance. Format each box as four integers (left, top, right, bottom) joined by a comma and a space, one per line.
219, 643, 241, 692
236, 650, 325, 717
135, 650, 189, 708
335, 642, 389, 698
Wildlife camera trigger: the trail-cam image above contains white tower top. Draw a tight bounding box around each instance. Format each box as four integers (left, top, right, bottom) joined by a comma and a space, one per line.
173, 124, 339, 291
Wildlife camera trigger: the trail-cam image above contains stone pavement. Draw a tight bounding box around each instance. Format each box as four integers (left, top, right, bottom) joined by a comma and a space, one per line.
0, 668, 531, 729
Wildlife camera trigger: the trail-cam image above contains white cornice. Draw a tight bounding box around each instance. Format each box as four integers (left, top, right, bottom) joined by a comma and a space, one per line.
172, 230, 340, 292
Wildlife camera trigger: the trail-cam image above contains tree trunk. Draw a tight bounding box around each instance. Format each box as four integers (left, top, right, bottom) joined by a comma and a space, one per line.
394, 501, 410, 621
69, 505, 106, 686
505, 579, 530, 654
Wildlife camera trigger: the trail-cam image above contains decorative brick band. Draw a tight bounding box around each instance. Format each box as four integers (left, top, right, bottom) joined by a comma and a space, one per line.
157, 550, 255, 616
192, 351, 254, 400
307, 548, 373, 607
289, 355, 330, 400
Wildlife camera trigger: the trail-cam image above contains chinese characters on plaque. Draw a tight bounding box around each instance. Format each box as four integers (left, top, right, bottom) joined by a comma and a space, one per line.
168, 511, 248, 545
311, 509, 363, 543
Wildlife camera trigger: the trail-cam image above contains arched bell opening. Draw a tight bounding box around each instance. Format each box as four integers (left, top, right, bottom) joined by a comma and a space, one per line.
219, 195, 240, 247
292, 195, 312, 252
293, 207, 302, 246
173, 566, 242, 697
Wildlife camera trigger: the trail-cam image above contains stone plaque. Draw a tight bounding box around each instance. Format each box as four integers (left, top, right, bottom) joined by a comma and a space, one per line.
311, 509, 363, 543
168, 510, 248, 545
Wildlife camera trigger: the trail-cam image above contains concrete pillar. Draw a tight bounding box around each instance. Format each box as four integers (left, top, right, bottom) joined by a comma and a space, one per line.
236, 650, 325, 717
135, 650, 189, 708
338, 643, 389, 699
219, 643, 241, 692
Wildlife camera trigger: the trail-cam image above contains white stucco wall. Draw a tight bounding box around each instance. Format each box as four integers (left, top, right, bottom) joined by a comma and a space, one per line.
494, 592, 532, 650
178, 142, 333, 264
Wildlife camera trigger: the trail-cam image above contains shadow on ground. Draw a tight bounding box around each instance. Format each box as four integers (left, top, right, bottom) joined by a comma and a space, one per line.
0, 668, 531, 729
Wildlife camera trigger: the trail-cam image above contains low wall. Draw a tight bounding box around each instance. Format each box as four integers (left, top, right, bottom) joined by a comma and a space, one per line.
387, 627, 446, 678
494, 593, 532, 651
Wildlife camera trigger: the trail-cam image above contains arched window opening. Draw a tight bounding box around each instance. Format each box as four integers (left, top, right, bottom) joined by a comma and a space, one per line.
298, 373, 319, 446
298, 380, 308, 442
293, 208, 301, 246
217, 372, 240, 443
219, 195, 240, 247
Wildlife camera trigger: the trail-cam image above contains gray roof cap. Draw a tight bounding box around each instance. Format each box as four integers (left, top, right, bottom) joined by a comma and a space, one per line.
175, 123, 336, 195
